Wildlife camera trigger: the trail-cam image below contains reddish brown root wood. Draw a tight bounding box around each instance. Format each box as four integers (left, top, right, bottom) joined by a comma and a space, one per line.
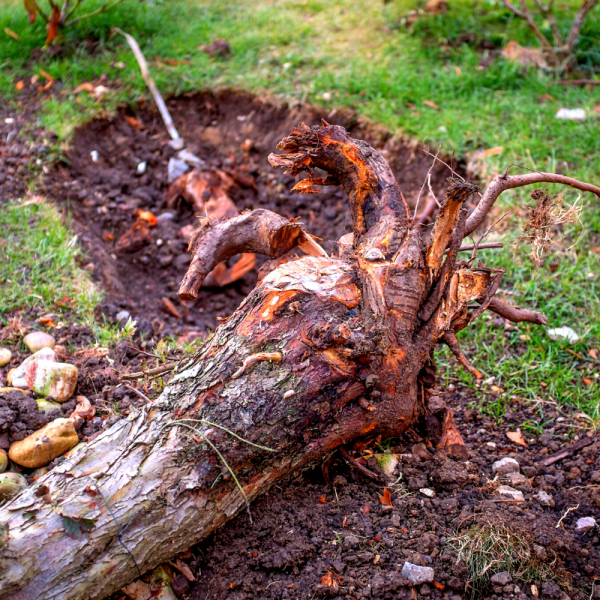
1, 122, 598, 600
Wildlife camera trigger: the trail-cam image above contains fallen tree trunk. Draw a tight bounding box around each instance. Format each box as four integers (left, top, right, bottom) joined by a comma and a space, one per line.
1, 123, 599, 600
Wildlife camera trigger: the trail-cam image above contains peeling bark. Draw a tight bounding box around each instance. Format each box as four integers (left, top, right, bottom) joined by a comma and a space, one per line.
1, 123, 597, 600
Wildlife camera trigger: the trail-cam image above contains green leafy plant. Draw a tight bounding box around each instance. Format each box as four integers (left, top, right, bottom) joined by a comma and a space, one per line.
23, 0, 130, 44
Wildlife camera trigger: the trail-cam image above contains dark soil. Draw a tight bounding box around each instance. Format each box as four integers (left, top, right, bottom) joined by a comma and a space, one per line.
40, 90, 464, 337
1, 91, 598, 600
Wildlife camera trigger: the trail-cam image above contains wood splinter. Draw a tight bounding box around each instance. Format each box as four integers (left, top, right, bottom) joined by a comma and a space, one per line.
231, 351, 283, 379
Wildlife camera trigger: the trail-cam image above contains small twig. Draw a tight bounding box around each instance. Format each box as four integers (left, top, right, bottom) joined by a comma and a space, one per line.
414, 147, 441, 220
66, 0, 127, 26
565, 348, 600, 364
127, 344, 179, 362
339, 447, 381, 481
467, 213, 509, 267
442, 331, 484, 379
119, 362, 178, 380
542, 435, 597, 466
124, 384, 152, 403
415, 196, 438, 225
558, 79, 600, 86
555, 504, 579, 528
422, 149, 466, 182
453, 242, 504, 253
113, 28, 182, 145
427, 173, 441, 208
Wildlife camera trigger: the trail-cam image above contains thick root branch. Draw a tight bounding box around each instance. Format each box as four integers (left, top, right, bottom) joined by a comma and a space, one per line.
487, 297, 548, 325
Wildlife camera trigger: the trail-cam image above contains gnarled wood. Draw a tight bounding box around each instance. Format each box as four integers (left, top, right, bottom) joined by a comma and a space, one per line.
1, 123, 597, 600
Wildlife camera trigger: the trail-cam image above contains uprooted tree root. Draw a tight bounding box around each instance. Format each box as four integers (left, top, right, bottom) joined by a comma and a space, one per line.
516, 188, 583, 266
1, 122, 600, 600
450, 521, 569, 598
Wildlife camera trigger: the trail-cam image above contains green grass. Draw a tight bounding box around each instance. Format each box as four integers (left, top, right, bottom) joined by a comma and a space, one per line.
0, 0, 599, 418
0, 199, 100, 324
437, 206, 600, 424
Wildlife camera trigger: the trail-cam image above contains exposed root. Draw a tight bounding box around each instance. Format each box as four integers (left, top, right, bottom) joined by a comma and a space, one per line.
515, 189, 583, 266
486, 297, 548, 325
338, 447, 382, 481
441, 331, 483, 380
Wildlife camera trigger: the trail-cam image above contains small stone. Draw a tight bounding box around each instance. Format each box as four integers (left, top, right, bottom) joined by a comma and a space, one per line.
375, 453, 398, 476
420, 488, 436, 498
0, 348, 12, 367
486, 442, 497, 449
8, 418, 78, 468
534, 545, 546, 560
167, 158, 189, 183
504, 472, 531, 490
535, 490, 555, 507
497, 485, 525, 502
8, 347, 57, 388
401, 561, 435, 585
491, 571, 512, 585
0, 449, 7, 473
36, 398, 63, 414
115, 310, 130, 322
344, 534, 360, 548
0, 472, 27, 501
25, 360, 78, 402
575, 517, 596, 532
547, 326, 579, 344
23, 331, 56, 353
492, 457, 520, 475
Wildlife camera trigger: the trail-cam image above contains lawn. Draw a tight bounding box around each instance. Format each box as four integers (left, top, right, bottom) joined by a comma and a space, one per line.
0, 0, 599, 421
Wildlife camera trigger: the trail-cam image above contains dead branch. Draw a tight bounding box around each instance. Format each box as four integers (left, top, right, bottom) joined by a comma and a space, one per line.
465, 171, 600, 237
177, 209, 324, 300
499, 0, 555, 57
566, 0, 599, 54
486, 297, 548, 325
441, 331, 483, 379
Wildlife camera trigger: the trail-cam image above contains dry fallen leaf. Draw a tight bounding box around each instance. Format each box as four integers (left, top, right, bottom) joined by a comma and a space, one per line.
379, 487, 393, 506
362, 503, 370, 515
46, 4, 60, 46
38, 317, 57, 328
424, 100, 439, 110
318, 495, 327, 505
583, 378, 592, 386
320, 572, 339, 591
161, 297, 182, 319
169, 558, 195, 581
15, 80, 24, 91
589, 348, 598, 359
124, 115, 144, 130
73, 82, 95, 94
138, 209, 158, 227
506, 429, 527, 447
4, 27, 20, 40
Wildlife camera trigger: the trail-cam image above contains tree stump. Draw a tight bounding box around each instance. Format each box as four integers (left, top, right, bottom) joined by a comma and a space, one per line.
1, 123, 599, 600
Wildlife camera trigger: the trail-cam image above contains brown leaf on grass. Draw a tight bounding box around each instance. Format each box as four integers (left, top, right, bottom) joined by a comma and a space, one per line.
198, 39, 231, 58
506, 430, 527, 447
502, 40, 547, 68
4, 27, 20, 40
161, 57, 193, 66
378, 487, 393, 506
424, 100, 439, 110
46, 4, 60, 46
38, 316, 57, 328
15, 80, 24, 91
73, 82, 94, 94
169, 558, 195, 581
583, 378, 592, 386
589, 348, 598, 359
23, 0, 38, 23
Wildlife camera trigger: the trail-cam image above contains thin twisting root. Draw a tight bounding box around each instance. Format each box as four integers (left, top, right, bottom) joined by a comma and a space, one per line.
441, 331, 483, 380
